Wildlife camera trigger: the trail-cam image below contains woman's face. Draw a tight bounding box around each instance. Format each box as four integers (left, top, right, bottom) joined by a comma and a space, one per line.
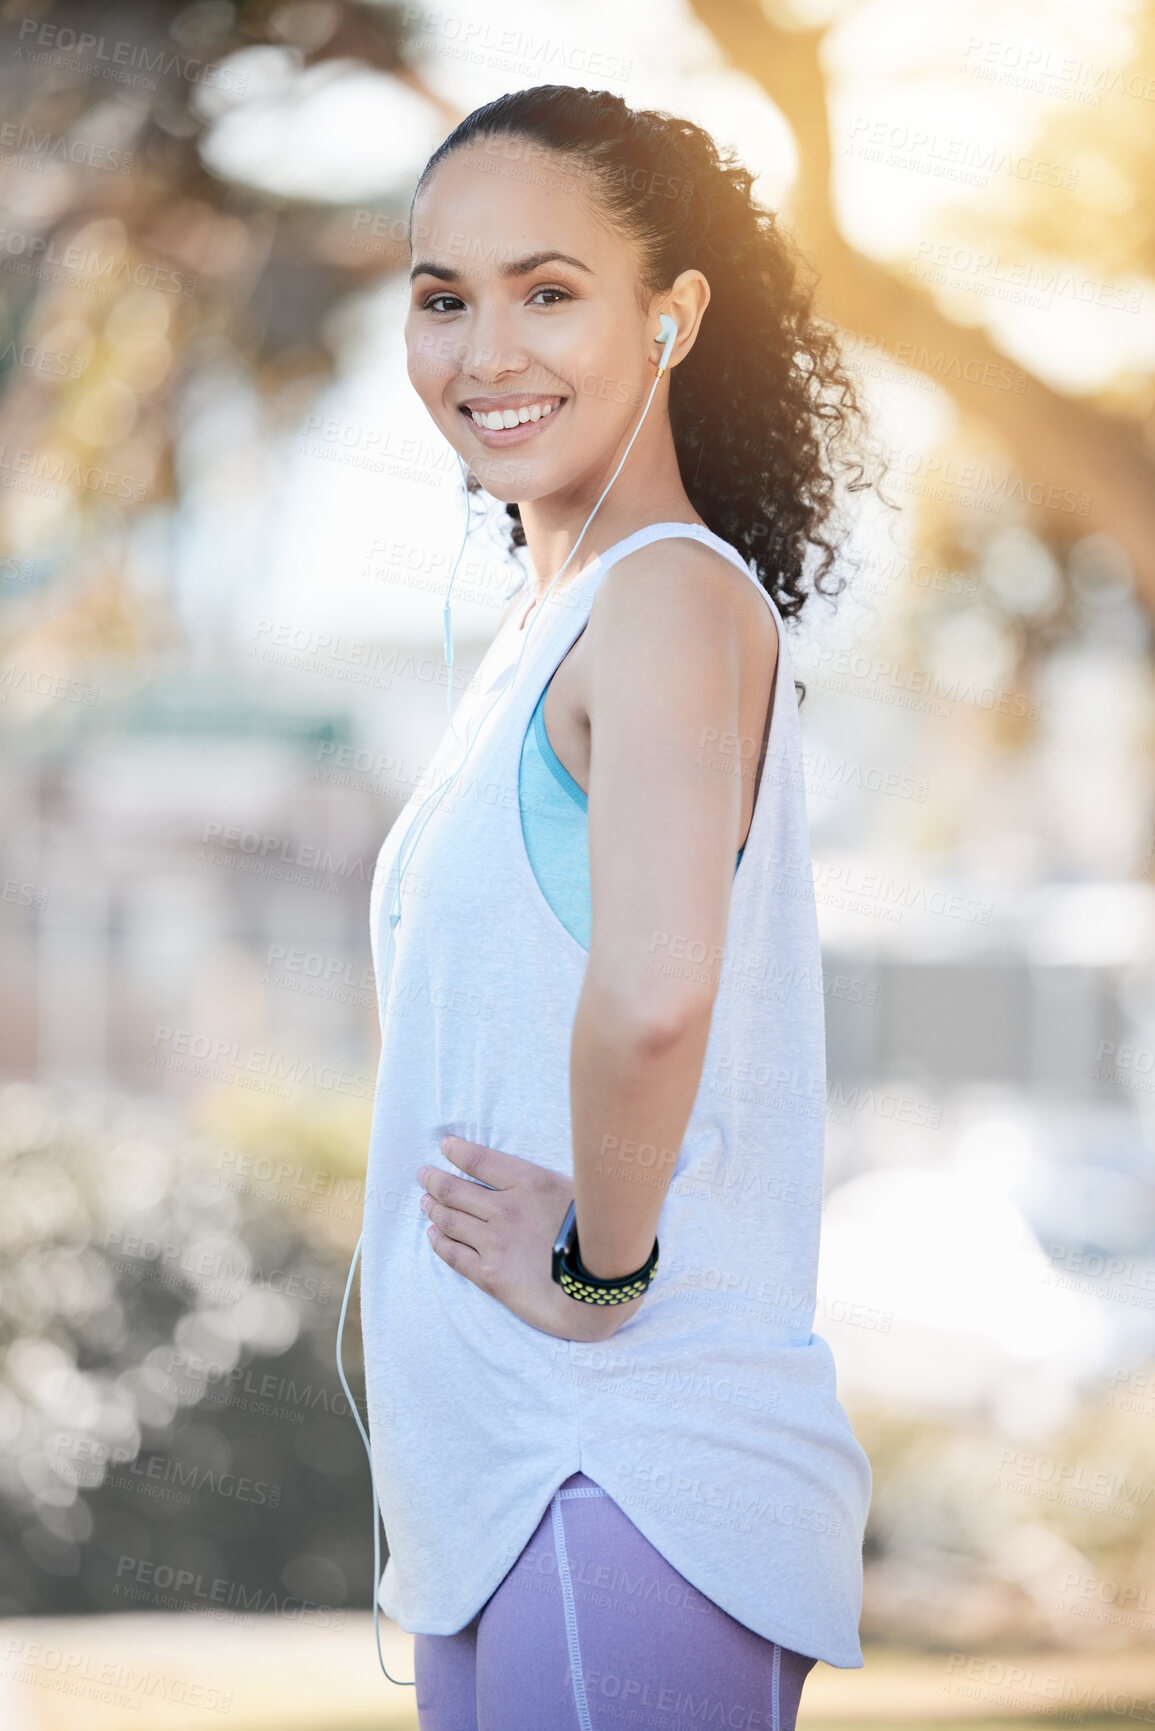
405, 139, 655, 506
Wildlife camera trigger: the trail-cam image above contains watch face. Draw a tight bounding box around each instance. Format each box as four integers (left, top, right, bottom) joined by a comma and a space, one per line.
551, 1198, 577, 1285
553, 1198, 577, 1254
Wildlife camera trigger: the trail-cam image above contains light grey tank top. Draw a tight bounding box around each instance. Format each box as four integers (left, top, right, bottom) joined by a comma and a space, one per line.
359, 522, 872, 1667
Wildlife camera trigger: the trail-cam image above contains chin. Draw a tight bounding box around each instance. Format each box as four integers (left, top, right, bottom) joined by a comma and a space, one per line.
461, 463, 516, 503
466, 458, 557, 505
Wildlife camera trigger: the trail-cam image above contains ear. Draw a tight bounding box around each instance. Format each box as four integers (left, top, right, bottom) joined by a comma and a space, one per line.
653, 270, 711, 371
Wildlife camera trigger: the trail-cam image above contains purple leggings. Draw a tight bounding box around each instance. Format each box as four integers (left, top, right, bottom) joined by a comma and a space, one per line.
413, 1471, 817, 1731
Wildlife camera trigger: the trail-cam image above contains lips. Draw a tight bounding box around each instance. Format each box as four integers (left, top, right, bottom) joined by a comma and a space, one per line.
458, 394, 568, 445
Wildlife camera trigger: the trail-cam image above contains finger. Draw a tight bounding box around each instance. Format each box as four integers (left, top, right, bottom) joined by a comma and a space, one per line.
424, 1168, 494, 1220
426, 1220, 484, 1281
440, 1134, 529, 1189
423, 1195, 485, 1250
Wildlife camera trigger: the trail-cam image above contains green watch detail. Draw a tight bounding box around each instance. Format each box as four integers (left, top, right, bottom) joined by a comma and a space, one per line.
551, 1199, 660, 1306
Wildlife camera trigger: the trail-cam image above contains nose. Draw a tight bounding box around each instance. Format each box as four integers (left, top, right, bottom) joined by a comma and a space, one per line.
457, 303, 529, 386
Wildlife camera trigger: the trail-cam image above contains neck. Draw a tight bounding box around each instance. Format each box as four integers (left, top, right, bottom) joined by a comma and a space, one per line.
515, 402, 704, 601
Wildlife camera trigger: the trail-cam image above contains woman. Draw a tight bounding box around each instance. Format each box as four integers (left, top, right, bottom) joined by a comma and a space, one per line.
359, 84, 884, 1731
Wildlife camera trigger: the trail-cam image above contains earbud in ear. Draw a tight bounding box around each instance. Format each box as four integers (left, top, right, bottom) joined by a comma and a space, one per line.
655, 313, 678, 374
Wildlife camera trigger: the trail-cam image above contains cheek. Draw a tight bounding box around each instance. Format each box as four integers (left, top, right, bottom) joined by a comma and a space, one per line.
405, 327, 455, 404
563, 328, 638, 411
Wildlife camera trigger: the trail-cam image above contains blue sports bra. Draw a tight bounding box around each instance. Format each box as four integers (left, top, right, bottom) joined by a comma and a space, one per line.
518, 680, 744, 950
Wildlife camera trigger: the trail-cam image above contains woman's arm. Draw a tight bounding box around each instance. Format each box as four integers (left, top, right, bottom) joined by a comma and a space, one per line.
571, 541, 778, 1297
417, 541, 777, 1343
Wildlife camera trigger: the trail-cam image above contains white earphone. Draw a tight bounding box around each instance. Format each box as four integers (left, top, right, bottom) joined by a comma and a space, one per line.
656, 311, 678, 374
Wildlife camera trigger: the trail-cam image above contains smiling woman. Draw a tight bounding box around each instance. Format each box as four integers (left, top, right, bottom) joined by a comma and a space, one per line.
353, 83, 888, 1731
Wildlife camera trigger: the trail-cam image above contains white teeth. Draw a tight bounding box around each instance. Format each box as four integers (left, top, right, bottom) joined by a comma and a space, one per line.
468, 400, 560, 429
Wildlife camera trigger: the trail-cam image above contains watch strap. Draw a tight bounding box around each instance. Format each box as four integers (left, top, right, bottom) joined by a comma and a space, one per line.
551, 1199, 659, 1306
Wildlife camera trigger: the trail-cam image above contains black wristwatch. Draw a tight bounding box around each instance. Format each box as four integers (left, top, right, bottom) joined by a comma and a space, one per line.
551, 1199, 659, 1306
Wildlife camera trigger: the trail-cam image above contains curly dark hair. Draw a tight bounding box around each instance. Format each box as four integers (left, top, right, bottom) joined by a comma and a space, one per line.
413, 84, 892, 633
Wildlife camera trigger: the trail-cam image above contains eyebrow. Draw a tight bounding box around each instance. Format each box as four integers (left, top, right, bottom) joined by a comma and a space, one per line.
409, 250, 593, 283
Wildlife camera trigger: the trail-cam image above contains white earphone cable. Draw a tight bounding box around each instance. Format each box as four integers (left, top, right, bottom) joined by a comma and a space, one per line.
337, 335, 673, 1689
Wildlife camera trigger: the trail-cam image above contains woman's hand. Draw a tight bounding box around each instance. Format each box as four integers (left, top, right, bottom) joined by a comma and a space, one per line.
417, 1135, 645, 1343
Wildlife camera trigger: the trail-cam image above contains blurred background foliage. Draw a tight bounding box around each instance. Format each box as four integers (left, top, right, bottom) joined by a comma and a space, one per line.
0, 1081, 371, 1620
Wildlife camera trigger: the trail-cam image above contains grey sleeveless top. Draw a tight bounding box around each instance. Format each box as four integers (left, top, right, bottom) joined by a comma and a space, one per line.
359, 521, 872, 1667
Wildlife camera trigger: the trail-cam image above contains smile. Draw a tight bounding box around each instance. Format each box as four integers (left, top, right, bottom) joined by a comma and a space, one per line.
458, 396, 567, 444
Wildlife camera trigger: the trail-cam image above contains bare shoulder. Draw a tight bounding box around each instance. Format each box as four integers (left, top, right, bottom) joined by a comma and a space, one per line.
585, 533, 779, 660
